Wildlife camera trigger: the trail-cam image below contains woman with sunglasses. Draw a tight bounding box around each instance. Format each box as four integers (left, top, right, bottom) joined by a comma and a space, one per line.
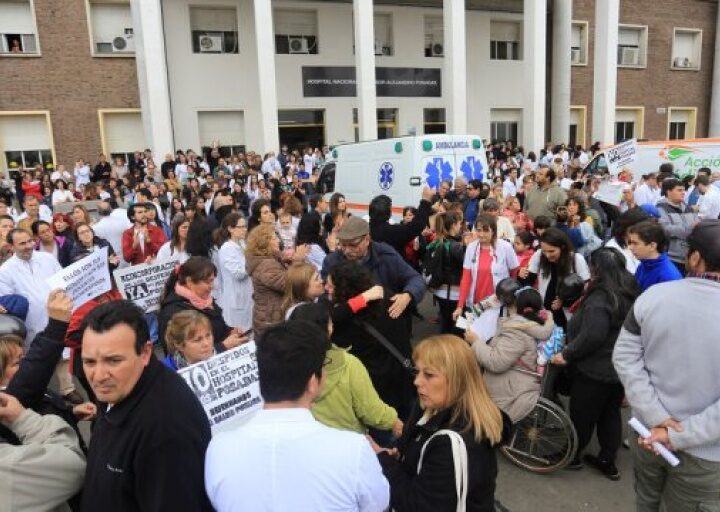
452, 214, 519, 324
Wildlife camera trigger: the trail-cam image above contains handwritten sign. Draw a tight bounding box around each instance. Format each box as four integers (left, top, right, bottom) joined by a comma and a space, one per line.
113, 259, 178, 312
178, 342, 263, 434
46, 247, 111, 309
606, 139, 637, 176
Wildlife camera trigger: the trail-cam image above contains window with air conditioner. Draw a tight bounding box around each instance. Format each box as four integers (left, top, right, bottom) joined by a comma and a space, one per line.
88, 1, 134, 56
571, 21, 588, 65
490, 21, 521, 61
424, 15, 443, 57
190, 6, 239, 54
672, 28, 701, 70
617, 25, 647, 67
0, 0, 39, 55
274, 9, 318, 55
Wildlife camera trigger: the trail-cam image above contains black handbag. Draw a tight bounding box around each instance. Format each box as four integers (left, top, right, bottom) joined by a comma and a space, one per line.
354, 319, 415, 374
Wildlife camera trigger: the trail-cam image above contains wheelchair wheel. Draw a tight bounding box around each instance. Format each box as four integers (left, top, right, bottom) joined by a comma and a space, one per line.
500, 397, 578, 473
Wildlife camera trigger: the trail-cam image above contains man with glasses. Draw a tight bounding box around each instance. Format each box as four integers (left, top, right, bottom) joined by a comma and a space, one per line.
322, 217, 425, 320
205, 320, 389, 512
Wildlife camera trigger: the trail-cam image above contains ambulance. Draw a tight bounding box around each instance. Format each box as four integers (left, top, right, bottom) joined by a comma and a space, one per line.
316, 134, 489, 217
585, 138, 720, 181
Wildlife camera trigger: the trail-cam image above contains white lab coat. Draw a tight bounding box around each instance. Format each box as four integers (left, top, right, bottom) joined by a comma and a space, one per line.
216, 240, 253, 330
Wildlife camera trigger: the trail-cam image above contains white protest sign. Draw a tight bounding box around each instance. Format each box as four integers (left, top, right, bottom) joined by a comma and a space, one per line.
606, 138, 638, 175
113, 258, 179, 312
46, 247, 111, 309
178, 342, 263, 434
595, 178, 626, 206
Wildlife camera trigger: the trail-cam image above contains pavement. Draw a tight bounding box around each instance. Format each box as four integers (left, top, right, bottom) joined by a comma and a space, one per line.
411, 296, 636, 512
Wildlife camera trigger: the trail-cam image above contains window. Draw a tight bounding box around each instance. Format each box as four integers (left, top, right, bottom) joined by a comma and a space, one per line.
570, 106, 587, 148
88, 1, 134, 55
490, 21, 520, 61
571, 21, 588, 65
490, 108, 521, 144
672, 28, 702, 70
278, 110, 325, 149
0, 0, 38, 55
101, 111, 145, 160
424, 15, 443, 57
374, 13, 393, 56
353, 108, 398, 141
274, 9, 318, 55
615, 107, 643, 142
0, 114, 53, 172
617, 25, 647, 68
190, 6, 239, 54
667, 108, 697, 140
198, 111, 245, 156
423, 108, 446, 134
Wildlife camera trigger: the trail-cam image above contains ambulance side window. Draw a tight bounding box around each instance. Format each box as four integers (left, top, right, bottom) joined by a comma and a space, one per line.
318, 163, 335, 194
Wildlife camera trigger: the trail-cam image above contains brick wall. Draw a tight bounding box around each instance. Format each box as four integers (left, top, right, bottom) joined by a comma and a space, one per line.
0, 0, 140, 167
571, 0, 717, 145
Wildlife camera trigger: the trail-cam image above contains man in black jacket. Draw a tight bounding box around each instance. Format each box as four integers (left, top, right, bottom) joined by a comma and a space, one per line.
92, 154, 112, 183
369, 186, 434, 256
80, 300, 213, 512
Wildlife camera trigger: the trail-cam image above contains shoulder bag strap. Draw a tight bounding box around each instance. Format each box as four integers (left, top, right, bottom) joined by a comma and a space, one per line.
417, 429, 468, 512
355, 320, 414, 372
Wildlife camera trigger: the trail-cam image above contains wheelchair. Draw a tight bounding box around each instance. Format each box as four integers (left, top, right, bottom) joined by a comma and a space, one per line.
499, 364, 578, 473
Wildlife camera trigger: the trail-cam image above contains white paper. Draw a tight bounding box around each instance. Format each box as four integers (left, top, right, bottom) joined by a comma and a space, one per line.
455, 316, 469, 330
113, 258, 179, 313
178, 342, 263, 435
595, 179, 626, 206
469, 306, 501, 343
606, 138, 638, 175
628, 417, 681, 467
46, 247, 111, 310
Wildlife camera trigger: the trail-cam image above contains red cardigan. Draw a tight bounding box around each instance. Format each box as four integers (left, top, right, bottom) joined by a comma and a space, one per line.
121, 224, 166, 265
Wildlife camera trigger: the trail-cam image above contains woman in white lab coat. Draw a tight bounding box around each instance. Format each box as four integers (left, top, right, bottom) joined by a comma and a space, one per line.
215, 212, 253, 332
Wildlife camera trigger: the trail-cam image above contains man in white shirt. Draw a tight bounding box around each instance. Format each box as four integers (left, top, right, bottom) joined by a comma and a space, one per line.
634, 173, 662, 207
205, 320, 389, 512
15, 195, 52, 228
503, 169, 518, 197
694, 175, 720, 220
0, 229, 61, 342
93, 201, 132, 266
50, 164, 73, 183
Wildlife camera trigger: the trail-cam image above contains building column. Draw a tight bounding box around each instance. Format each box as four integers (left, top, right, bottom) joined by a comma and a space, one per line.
551, 0, 572, 144
253, 0, 280, 152
522, 0, 547, 152
130, 0, 174, 158
709, 3, 720, 136
444, 0, 467, 134
353, 0, 377, 141
591, 0, 619, 145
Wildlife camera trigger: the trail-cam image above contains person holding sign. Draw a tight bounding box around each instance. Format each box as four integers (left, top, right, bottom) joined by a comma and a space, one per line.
205, 319, 389, 512
162, 310, 216, 371
70, 222, 120, 272
80, 300, 213, 512
158, 257, 246, 355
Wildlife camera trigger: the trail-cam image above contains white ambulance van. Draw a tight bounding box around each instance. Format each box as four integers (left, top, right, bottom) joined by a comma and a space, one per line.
585, 138, 720, 181
316, 135, 488, 217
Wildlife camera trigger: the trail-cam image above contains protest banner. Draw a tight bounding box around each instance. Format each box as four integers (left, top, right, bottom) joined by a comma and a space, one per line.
46, 247, 111, 309
606, 138, 638, 175
178, 341, 263, 434
113, 258, 179, 312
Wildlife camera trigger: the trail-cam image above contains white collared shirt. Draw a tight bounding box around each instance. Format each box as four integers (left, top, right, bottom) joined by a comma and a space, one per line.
205, 408, 389, 512
698, 186, 720, 220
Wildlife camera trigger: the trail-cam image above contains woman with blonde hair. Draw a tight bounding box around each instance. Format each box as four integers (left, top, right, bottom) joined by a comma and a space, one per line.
369, 334, 509, 512
282, 262, 325, 319
162, 310, 216, 371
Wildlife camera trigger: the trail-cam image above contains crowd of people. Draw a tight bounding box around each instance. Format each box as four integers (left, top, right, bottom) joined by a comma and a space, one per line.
0, 138, 718, 512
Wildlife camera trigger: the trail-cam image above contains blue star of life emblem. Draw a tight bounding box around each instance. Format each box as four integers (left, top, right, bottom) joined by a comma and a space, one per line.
379, 162, 394, 191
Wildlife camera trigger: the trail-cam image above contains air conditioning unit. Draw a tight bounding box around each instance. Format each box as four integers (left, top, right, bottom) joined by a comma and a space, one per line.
620, 47, 640, 66
430, 42, 444, 57
674, 56, 692, 68
112, 35, 134, 53
570, 47, 581, 64
198, 33, 223, 53
288, 36, 309, 54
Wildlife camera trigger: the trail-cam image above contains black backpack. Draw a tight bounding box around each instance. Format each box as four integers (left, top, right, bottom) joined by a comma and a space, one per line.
423, 239, 452, 290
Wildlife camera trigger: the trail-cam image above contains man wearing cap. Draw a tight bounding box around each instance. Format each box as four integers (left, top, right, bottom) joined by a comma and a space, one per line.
322, 216, 425, 320
614, 220, 720, 512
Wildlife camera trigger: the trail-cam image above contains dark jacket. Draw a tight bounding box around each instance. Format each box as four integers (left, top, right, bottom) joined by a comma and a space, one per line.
69, 236, 119, 272
158, 291, 231, 354
378, 405, 510, 512
81, 356, 213, 512
93, 162, 112, 182
330, 294, 415, 420
370, 199, 432, 256
562, 287, 634, 383
322, 241, 426, 306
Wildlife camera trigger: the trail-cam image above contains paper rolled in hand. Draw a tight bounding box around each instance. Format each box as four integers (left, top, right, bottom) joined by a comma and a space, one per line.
629, 417, 681, 467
